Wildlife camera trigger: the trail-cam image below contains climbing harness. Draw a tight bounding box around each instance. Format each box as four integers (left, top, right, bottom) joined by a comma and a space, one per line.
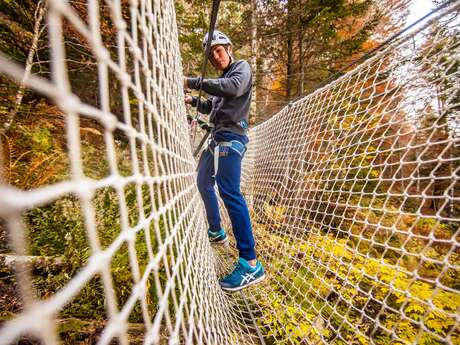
187, 113, 214, 157
189, 104, 246, 174
208, 139, 246, 177
187, 112, 246, 174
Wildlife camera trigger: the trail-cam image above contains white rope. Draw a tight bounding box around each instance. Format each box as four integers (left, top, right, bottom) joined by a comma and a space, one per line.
0, 1, 459, 344
237, 3, 460, 344
0, 0, 254, 344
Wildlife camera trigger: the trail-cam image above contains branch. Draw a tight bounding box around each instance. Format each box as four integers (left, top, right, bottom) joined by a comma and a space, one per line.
0, 254, 64, 270
3, 1, 47, 132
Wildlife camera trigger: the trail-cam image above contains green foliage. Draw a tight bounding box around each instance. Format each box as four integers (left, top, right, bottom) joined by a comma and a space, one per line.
30, 127, 52, 153
13, 125, 54, 155
255, 223, 459, 344
22, 139, 165, 322
26, 190, 163, 321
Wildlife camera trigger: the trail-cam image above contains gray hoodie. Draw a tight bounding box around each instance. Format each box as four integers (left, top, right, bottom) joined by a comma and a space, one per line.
187, 60, 252, 136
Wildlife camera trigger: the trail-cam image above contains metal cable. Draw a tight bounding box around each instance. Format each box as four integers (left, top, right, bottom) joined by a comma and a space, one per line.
190, 0, 221, 150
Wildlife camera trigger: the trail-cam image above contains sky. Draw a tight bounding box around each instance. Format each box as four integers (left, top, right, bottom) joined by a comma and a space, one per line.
407, 0, 435, 24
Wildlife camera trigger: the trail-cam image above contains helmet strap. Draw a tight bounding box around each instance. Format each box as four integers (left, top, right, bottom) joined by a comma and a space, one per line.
223, 45, 233, 65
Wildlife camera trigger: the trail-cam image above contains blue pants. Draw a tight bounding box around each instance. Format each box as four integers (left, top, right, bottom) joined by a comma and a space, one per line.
196, 136, 256, 261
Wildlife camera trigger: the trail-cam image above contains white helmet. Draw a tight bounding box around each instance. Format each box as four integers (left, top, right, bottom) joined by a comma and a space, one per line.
202, 30, 232, 51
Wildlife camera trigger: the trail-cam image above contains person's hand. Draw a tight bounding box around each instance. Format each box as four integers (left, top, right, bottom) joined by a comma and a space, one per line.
185, 95, 193, 105
183, 77, 188, 89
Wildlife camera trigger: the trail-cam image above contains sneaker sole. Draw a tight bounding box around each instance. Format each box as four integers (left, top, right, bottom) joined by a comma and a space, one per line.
220, 273, 266, 292
210, 237, 228, 244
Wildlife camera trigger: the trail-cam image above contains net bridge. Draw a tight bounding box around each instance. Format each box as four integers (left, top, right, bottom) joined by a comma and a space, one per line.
0, 1, 458, 344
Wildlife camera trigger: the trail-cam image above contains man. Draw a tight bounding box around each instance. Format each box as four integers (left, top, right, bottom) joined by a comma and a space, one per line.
184, 30, 265, 291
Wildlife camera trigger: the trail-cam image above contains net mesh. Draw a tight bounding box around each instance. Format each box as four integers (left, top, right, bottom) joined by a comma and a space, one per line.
0, 0, 258, 344
0, 1, 459, 345
239, 4, 460, 344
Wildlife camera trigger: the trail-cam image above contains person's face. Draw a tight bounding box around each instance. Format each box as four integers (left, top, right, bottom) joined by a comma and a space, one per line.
210, 45, 231, 71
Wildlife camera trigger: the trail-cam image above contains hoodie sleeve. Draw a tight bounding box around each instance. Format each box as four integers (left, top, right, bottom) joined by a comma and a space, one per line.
187, 61, 252, 98
191, 96, 213, 114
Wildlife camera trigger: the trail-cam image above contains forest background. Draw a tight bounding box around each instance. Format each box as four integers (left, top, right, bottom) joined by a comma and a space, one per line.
0, 0, 458, 344
0, 0, 420, 130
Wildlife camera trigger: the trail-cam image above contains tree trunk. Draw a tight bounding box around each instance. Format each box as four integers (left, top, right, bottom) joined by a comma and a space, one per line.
4, 1, 46, 132
286, 0, 295, 101
299, 32, 304, 95
250, 0, 258, 124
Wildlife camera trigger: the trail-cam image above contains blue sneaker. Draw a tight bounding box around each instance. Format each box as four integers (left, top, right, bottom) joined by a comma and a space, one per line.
219, 258, 266, 291
208, 228, 228, 243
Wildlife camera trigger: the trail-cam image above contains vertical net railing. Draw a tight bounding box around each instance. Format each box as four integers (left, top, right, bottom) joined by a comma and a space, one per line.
0, 0, 260, 344
239, 3, 460, 344
1, 1, 459, 345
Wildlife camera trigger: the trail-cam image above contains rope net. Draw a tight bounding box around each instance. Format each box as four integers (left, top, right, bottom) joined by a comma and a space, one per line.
0, 1, 458, 345
0, 0, 257, 344
239, 4, 460, 344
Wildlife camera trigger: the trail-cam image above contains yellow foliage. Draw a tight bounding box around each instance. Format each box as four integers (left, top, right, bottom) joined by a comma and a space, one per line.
263, 202, 286, 222
254, 222, 459, 344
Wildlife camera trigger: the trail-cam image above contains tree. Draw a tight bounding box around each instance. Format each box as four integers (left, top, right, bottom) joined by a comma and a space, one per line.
253, 0, 412, 122
3, 0, 46, 131
0, 0, 50, 129
412, 12, 460, 219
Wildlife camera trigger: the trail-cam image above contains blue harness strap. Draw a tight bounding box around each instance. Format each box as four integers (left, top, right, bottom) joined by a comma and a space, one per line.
208, 139, 246, 178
